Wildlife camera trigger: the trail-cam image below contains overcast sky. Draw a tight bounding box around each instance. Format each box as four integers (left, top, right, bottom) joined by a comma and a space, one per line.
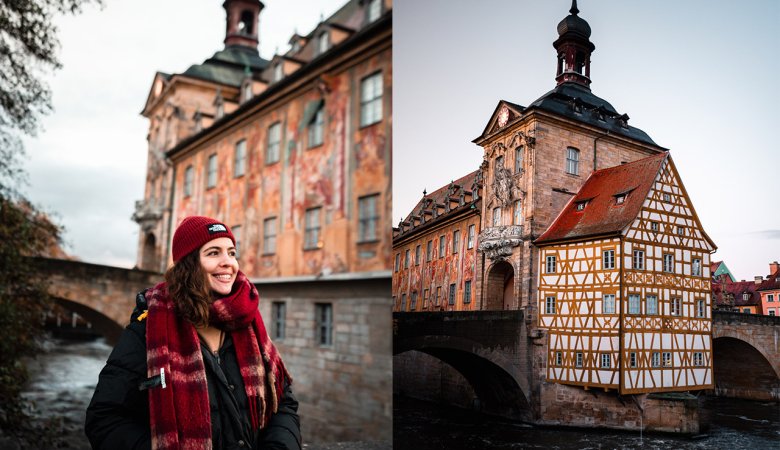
394, 0, 780, 281
22, 0, 345, 268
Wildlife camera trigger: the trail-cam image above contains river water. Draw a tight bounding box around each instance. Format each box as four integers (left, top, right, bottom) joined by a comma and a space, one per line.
394, 395, 780, 449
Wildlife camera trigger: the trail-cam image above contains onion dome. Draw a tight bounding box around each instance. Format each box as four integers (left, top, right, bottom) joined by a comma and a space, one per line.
557, 0, 591, 39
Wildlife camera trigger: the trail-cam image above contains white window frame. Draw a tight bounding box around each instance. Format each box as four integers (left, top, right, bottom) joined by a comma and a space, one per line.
575, 352, 583, 368
234, 139, 246, 177
693, 352, 703, 367
367, 0, 382, 23
633, 250, 644, 270
696, 299, 705, 318
545, 296, 556, 314
514, 199, 523, 225
439, 235, 445, 258
304, 207, 322, 250
566, 147, 580, 175
360, 71, 383, 127
308, 105, 324, 148
652, 352, 661, 368
647, 295, 658, 315
603, 294, 615, 314
492, 206, 501, 227
600, 353, 611, 369
184, 165, 194, 197
663, 253, 674, 273
263, 217, 278, 255
693, 258, 701, 277
662, 352, 672, 367
267, 122, 281, 164
671, 298, 682, 316
628, 294, 640, 314
453, 230, 460, 254
206, 154, 217, 188
629, 352, 637, 368
467, 224, 476, 249
515, 146, 524, 173
546, 255, 556, 273
603, 249, 615, 270
358, 194, 379, 242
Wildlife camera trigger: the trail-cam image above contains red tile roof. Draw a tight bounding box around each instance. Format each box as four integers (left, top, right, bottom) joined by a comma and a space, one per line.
757, 270, 780, 292
535, 152, 668, 244
712, 280, 762, 307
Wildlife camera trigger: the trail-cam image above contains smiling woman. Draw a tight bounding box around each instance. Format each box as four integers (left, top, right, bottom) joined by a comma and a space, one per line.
85, 216, 300, 450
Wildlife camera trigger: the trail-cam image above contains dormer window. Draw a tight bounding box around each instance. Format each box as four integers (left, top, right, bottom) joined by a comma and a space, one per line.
291, 40, 301, 53
317, 31, 329, 56
615, 195, 625, 205
367, 0, 382, 23
576, 201, 587, 211
743, 293, 750, 301
240, 80, 252, 103
273, 63, 283, 82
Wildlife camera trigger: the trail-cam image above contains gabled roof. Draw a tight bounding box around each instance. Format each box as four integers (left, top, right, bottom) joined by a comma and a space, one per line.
535, 152, 668, 244
713, 280, 762, 307
476, 100, 525, 138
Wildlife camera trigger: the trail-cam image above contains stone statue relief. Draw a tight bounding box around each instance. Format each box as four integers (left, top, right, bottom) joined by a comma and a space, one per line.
493, 156, 513, 207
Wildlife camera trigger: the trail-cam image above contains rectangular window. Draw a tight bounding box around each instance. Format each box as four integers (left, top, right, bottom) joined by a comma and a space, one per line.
693, 258, 701, 277
603, 250, 615, 270
566, 147, 580, 175
367, 0, 382, 22
515, 146, 524, 173
492, 206, 501, 227
426, 240, 432, 261
546, 255, 556, 273
628, 294, 640, 314
234, 139, 246, 177
308, 106, 324, 147
423, 289, 429, 309
448, 283, 456, 305
693, 352, 704, 367
601, 353, 611, 369
555, 352, 562, 366
575, 352, 583, 368
662, 352, 672, 367
769, 310, 776, 316
603, 294, 616, 314
677, 226, 685, 236
453, 230, 460, 254
467, 224, 476, 249
768, 294, 774, 302
358, 194, 379, 242
404, 249, 409, 268
272, 302, 286, 340
439, 235, 445, 258
436, 286, 441, 306
266, 122, 281, 164
415, 245, 421, 266
647, 295, 658, 315
394, 253, 400, 272
696, 299, 705, 318
410, 292, 417, 310
652, 352, 660, 368
663, 192, 671, 202
317, 31, 329, 55
360, 72, 383, 126
514, 199, 523, 225
545, 296, 556, 314
207, 154, 217, 188
671, 298, 682, 316
304, 207, 322, 250
633, 250, 644, 270
464, 280, 472, 304
629, 352, 637, 368
651, 221, 659, 232
263, 217, 277, 255
184, 165, 194, 197
663, 253, 674, 273
315, 303, 333, 346
232, 225, 242, 257
401, 294, 406, 311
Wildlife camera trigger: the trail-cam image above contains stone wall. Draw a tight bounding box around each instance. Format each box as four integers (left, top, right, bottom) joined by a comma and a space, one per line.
257, 275, 392, 443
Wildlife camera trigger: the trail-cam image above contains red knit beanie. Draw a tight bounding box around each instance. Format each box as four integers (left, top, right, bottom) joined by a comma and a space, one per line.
171, 216, 235, 262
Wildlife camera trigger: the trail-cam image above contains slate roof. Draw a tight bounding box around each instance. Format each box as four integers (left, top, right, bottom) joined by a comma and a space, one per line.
535, 152, 668, 245
181, 46, 269, 87
396, 170, 481, 236
527, 83, 657, 146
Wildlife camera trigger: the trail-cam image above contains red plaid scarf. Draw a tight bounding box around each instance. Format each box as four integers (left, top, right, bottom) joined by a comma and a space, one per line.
145, 272, 291, 450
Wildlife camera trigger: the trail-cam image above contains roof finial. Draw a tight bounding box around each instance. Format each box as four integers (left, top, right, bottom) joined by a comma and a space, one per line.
570, 0, 579, 15
423, 188, 427, 196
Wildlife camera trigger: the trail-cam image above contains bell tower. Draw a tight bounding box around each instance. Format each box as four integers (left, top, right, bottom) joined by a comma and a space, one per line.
223, 0, 263, 50
553, 0, 595, 88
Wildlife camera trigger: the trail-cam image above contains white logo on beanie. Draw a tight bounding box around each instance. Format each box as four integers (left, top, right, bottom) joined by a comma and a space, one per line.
207, 223, 227, 234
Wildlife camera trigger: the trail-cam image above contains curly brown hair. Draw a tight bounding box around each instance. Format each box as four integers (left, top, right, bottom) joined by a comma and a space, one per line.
164, 250, 212, 327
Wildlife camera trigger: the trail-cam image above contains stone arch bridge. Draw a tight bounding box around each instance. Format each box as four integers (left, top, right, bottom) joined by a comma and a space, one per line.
34, 257, 162, 343
394, 310, 780, 428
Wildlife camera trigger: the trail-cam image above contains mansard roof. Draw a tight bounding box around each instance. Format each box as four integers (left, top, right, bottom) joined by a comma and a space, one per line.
535, 152, 668, 245
181, 46, 269, 87
394, 170, 481, 240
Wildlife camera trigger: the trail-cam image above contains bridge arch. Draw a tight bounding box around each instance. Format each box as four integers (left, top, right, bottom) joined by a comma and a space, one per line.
53, 297, 125, 343
712, 333, 780, 401
395, 335, 531, 420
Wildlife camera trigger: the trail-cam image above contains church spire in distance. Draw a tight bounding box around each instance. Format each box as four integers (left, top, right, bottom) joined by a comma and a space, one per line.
553, 0, 595, 89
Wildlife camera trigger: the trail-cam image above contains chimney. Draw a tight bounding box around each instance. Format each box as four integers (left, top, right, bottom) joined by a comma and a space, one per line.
754, 276, 763, 285
223, 0, 263, 51
770, 261, 779, 276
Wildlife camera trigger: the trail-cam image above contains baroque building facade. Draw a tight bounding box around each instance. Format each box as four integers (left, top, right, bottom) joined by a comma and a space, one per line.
393, 2, 716, 397
133, 0, 392, 442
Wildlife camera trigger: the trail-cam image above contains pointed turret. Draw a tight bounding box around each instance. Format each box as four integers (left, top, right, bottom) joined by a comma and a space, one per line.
553, 0, 596, 88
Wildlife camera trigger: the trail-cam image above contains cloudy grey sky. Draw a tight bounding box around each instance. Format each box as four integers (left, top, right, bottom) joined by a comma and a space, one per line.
22, 0, 345, 268
394, 0, 780, 281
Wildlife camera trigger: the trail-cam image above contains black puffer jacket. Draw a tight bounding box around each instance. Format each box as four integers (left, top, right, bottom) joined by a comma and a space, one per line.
85, 292, 301, 450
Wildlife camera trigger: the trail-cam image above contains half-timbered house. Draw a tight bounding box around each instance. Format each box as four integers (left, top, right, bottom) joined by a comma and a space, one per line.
536, 152, 717, 394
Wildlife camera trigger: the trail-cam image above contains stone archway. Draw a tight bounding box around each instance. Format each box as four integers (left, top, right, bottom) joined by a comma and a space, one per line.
485, 260, 514, 310
713, 336, 780, 401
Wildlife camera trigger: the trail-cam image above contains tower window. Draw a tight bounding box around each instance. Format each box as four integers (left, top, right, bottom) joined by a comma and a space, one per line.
566, 147, 580, 175
238, 10, 254, 35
